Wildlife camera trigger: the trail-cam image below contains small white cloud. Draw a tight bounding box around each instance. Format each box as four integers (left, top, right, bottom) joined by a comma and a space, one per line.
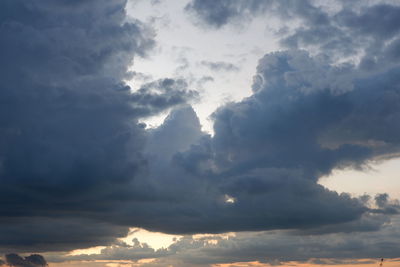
224, 194, 236, 204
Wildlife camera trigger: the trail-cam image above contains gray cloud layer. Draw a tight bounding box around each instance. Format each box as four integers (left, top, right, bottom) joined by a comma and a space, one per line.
46, 215, 400, 266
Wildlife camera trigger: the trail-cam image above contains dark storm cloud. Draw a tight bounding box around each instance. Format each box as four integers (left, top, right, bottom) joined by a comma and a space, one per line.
0, 218, 129, 253
112, 49, 400, 235
5, 253, 47, 267
0, 0, 194, 252
3, 0, 400, 257
132, 0, 400, 242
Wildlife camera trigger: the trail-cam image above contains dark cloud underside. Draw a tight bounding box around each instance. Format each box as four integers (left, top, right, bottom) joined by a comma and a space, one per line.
5, 253, 47, 267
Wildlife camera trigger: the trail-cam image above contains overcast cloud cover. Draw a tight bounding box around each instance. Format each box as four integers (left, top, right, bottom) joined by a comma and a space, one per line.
1, 0, 400, 266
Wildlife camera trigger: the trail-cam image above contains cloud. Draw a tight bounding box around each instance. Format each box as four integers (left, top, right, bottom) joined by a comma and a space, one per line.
54, 238, 170, 263
200, 61, 240, 72
2, 0, 400, 259
131, 78, 199, 117
186, 0, 400, 65
0, 218, 129, 253
112, 49, 400, 236
51, 216, 400, 266
183, 1, 400, 212
336, 4, 400, 39
184, 0, 324, 28
371, 194, 400, 215
166, 216, 400, 266
146, 49, 400, 234
145, 105, 203, 158
5, 253, 47, 267
0, 0, 194, 252
280, 2, 400, 62
185, 0, 271, 28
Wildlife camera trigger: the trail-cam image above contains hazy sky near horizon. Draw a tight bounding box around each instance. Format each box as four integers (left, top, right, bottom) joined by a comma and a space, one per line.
1, 0, 400, 266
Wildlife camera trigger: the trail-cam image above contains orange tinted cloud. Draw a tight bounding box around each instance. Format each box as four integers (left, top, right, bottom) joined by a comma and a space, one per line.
213, 258, 400, 267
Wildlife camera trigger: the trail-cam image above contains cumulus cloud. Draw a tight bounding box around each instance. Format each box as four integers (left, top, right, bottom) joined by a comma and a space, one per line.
101, 48, 400, 237
143, 0, 400, 243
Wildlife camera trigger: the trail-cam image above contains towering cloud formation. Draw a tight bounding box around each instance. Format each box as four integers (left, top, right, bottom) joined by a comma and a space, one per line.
0, 0, 195, 252
139, 49, 400, 234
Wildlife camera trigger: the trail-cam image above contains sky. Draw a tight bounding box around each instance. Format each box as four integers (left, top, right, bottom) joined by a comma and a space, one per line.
1, 0, 400, 266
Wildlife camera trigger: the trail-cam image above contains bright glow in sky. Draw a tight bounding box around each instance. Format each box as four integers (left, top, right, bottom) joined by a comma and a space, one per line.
320, 158, 400, 199
121, 228, 180, 250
